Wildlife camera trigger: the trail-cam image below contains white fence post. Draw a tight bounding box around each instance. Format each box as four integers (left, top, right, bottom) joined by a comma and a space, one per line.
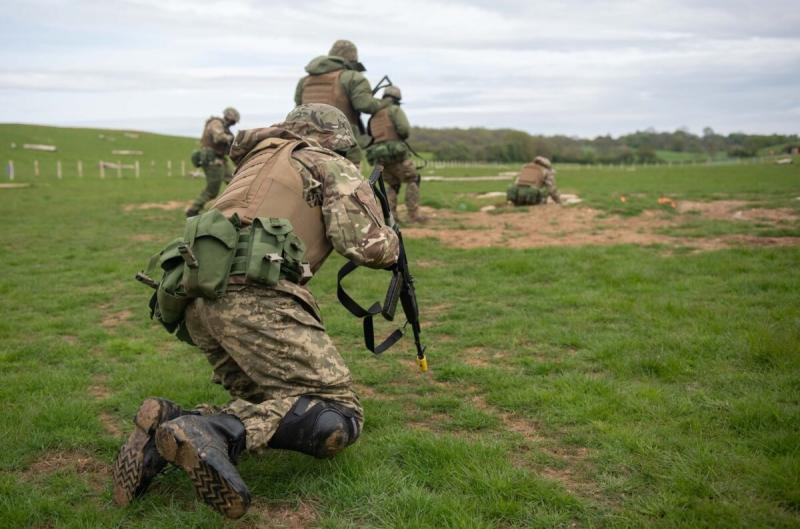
180, 160, 186, 176
135, 160, 140, 178
34, 160, 40, 177
167, 160, 173, 177
57, 160, 62, 179
77, 160, 83, 177
7, 160, 14, 180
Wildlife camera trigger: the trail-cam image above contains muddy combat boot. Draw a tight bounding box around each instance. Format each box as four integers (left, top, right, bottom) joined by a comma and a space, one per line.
156, 414, 250, 519
112, 398, 194, 506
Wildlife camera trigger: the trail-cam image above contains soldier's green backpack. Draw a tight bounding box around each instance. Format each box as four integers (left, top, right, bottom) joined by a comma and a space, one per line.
506, 184, 544, 206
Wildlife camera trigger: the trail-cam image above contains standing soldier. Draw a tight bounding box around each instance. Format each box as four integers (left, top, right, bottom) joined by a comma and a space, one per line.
186, 107, 240, 217
112, 104, 399, 519
295, 40, 387, 167
367, 86, 425, 223
506, 156, 562, 206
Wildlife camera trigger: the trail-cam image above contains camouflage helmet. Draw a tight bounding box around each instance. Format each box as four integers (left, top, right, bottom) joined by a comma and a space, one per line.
533, 156, 552, 169
383, 86, 402, 101
283, 103, 356, 152
329, 39, 365, 72
223, 107, 240, 124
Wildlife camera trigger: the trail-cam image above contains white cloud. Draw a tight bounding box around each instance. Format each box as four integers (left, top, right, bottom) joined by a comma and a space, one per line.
0, 0, 798, 136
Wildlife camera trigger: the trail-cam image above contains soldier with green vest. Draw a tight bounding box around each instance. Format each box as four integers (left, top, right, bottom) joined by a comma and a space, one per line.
295, 40, 387, 167
506, 156, 562, 206
112, 104, 399, 519
366, 86, 425, 223
186, 107, 240, 217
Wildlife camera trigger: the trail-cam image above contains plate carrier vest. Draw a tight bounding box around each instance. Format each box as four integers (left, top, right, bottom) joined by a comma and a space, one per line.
212, 137, 332, 273
368, 107, 400, 143
300, 70, 360, 127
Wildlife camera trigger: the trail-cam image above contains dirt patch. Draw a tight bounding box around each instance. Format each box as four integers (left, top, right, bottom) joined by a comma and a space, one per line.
99, 412, 123, 438
403, 201, 800, 251
62, 335, 78, 345
130, 233, 160, 242
26, 450, 110, 493
88, 374, 111, 400
122, 200, 188, 212
101, 310, 132, 329
471, 396, 542, 443
244, 500, 318, 529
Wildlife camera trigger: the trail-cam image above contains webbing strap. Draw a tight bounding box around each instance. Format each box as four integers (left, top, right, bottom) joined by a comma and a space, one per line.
337, 260, 404, 355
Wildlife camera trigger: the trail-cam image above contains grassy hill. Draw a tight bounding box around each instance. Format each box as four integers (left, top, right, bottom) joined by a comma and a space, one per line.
0, 124, 196, 179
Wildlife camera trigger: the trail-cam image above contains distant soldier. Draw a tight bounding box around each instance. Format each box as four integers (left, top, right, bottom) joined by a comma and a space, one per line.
507, 156, 561, 206
295, 40, 387, 167
186, 107, 240, 217
367, 86, 425, 223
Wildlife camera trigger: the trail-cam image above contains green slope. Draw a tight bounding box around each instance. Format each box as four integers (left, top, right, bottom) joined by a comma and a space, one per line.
0, 124, 197, 179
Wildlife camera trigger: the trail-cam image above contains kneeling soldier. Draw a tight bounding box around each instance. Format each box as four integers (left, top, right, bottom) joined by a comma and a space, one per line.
507, 156, 561, 206
113, 104, 399, 519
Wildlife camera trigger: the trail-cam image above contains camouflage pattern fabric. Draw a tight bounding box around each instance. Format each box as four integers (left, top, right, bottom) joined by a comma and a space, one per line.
190, 158, 234, 213
184, 287, 363, 451
540, 169, 561, 204
383, 159, 421, 221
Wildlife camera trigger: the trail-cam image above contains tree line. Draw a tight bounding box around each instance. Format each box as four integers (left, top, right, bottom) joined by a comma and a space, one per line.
408, 126, 799, 164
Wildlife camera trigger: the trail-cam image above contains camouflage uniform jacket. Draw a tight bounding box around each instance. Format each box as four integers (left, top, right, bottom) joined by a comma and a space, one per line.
227, 127, 400, 315
294, 56, 386, 126
201, 116, 234, 157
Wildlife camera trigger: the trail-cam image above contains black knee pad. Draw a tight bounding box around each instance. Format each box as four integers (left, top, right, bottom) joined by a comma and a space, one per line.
268, 397, 360, 458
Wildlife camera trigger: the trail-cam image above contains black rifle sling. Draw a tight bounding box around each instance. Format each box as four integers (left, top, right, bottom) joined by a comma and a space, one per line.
337, 260, 404, 355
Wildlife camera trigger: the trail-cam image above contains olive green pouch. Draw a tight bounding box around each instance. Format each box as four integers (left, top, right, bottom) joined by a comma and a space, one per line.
180, 209, 239, 299
246, 217, 309, 286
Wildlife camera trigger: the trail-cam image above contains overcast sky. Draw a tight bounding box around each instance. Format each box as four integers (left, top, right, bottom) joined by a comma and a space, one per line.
1, 0, 798, 138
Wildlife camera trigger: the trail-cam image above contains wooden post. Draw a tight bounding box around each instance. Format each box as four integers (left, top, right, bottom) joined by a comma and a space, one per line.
34, 160, 40, 177
135, 160, 140, 178
57, 160, 62, 179
117, 160, 122, 178
100, 161, 105, 179
167, 160, 172, 177
180, 160, 186, 176
7, 160, 14, 180
77, 160, 83, 177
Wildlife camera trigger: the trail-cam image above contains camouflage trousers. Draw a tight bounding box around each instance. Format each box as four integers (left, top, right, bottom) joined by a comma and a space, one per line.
191, 156, 234, 211
184, 287, 363, 452
383, 158, 421, 220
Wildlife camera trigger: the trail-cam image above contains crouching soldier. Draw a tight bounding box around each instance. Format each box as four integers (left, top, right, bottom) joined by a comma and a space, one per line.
112, 104, 399, 519
507, 156, 561, 206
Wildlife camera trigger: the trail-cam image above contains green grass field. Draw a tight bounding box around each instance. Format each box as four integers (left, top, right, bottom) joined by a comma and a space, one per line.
1, 126, 799, 528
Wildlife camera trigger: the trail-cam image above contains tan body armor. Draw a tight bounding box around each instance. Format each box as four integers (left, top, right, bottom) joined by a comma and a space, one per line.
517, 163, 546, 187
300, 71, 359, 126
368, 108, 400, 143
212, 137, 332, 273
201, 117, 231, 157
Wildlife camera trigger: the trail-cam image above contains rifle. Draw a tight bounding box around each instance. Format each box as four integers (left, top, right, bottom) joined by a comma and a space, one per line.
336, 164, 428, 372
371, 75, 393, 96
